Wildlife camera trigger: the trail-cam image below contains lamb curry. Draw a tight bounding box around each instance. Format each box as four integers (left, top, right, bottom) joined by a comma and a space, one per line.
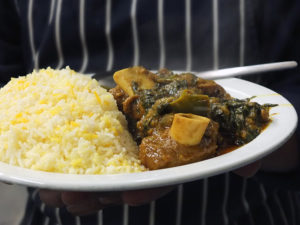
109, 66, 276, 170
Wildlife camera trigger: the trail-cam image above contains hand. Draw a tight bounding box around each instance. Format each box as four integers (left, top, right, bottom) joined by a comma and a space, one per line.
233, 160, 262, 178
39, 186, 174, 216
233, 134, 299, 178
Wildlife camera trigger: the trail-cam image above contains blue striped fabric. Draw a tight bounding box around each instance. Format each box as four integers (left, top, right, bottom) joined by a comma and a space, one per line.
1, 0, 300, 225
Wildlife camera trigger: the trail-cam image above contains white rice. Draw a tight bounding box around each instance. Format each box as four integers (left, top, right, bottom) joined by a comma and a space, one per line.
0, 67, 146, 174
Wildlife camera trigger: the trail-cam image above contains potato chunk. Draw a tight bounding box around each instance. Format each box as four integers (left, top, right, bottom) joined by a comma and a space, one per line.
113, 66, 155, 96
169, 113, 210, 146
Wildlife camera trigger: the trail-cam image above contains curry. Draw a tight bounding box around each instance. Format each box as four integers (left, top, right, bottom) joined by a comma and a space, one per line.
109, 66, 277, 170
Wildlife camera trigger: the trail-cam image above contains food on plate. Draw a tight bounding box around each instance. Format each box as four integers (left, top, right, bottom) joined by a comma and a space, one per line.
0, 67, 146, 174
0, 66, 276, 174
109, 66, 277, 170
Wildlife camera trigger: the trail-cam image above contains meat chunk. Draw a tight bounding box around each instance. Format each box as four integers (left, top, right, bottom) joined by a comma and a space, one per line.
196, 78, 230, 98
139, 121, 219, 170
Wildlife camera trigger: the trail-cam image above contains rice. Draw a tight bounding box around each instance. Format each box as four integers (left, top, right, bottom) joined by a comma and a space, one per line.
0, 67, 146, 174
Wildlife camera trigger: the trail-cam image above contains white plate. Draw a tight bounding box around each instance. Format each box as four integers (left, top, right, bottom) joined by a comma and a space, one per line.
0, 78, 297, 191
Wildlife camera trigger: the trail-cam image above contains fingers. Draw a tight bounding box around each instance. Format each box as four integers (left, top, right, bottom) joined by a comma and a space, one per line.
39, 189, 64, 207
61, 191, 122, 216
122, 186, 174, 206
61, 191, 97, 205
61, 191, 122, 205
39, 190, 122, 216
233, 160, 262, 178
66, 199, 104, 216
39, 186, 174, 216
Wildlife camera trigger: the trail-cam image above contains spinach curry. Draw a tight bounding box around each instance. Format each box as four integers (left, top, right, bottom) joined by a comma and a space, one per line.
109, 66, 277, 170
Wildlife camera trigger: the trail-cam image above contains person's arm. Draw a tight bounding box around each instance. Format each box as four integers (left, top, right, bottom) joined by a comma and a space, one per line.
253, 78, 300, 190
0, 0, 26, 84
261, 134, 299, 173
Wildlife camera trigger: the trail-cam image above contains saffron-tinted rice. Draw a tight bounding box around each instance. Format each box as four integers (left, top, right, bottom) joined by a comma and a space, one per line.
0, 67, 146, 174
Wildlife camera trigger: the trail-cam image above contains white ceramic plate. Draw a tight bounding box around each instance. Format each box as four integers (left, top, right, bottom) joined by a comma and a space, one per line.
0, 78, 297, 191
